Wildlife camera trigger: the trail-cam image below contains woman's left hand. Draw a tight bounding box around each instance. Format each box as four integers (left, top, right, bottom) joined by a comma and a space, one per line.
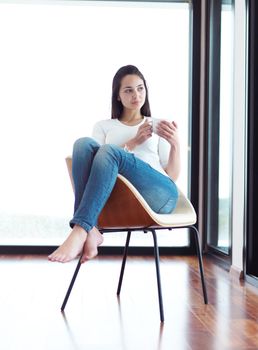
156, 120, 179, 148
156, 120, 180, 180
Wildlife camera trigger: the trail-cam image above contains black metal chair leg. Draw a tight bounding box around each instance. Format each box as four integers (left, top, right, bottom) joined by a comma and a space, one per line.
151, 229, 165, 323
190, 226, 208, 304
61, 257, 82, 312
117, 231, 131, 295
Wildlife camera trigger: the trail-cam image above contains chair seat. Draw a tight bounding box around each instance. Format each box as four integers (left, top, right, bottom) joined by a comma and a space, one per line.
98, 174, 196, 229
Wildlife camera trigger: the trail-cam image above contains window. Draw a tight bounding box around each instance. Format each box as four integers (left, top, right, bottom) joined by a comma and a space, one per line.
206, 0, 234, 258
217, 4, 234, 253
0, 1, 191, 247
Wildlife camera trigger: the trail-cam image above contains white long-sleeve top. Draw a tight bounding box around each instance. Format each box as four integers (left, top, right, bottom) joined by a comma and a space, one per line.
92, 117, 170, 177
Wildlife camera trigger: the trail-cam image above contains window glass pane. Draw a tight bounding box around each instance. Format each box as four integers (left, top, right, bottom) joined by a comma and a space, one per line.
0, 1, 190, 247
217, 4, 234, 253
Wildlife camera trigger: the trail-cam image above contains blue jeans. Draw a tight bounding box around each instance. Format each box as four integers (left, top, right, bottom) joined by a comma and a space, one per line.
69, 137, 178, 232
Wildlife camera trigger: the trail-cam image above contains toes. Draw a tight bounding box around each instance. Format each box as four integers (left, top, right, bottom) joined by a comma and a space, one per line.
48, 253, 57, 262
48, 252, 67, 263
48, 246, 83, 263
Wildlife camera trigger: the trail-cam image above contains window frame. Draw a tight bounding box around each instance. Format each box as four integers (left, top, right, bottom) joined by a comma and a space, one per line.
245, 0, 258, 287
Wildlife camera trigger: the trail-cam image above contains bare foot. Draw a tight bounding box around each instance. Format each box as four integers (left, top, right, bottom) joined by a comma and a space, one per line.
80, 226, 104, 263
48, 225, 87, 263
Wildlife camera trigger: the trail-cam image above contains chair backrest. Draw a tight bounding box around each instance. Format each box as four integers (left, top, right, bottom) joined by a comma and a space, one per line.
65, 157, 196, 229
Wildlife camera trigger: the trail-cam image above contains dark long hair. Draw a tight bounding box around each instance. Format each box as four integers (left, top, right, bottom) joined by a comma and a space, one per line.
111, 65, 151, 119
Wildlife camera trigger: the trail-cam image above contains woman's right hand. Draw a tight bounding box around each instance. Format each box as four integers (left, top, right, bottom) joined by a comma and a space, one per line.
126, 120, 152, 150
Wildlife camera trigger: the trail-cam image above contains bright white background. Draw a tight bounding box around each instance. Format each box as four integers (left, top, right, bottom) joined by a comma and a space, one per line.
0, 1, 190, 245
218, 6, 234, 248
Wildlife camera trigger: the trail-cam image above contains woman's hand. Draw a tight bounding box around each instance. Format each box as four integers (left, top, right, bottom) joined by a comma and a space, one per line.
156, 120, 181, 181
155, 120, 179, 149
126, 120, 152, 150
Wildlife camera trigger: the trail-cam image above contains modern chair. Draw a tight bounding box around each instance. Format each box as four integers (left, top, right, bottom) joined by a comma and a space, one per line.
61, 157, 208, 322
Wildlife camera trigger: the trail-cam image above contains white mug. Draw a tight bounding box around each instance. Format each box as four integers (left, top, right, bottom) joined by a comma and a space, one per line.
151, 118, 161, 134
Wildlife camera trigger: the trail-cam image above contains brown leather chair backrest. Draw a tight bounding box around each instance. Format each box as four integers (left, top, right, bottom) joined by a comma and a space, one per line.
98, 177, 156, 229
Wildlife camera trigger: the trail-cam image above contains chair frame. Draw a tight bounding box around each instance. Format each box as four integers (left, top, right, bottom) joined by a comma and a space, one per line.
61, 225, 208, 323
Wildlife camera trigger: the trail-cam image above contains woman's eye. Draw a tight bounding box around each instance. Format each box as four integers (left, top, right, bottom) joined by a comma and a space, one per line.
138, 86, 144, 92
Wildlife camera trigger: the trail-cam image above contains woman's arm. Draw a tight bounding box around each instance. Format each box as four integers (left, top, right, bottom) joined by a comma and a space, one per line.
156, 120, 181, 181
92, 121, 106, 145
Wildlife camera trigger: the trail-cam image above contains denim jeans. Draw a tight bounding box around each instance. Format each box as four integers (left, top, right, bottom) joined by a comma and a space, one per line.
69, 137, 178, 232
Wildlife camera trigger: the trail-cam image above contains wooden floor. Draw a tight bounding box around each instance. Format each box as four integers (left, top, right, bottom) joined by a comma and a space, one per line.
1, 254, 258, 350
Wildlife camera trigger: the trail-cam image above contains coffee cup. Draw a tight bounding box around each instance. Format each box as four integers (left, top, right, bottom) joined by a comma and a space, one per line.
151, 118, 161, 134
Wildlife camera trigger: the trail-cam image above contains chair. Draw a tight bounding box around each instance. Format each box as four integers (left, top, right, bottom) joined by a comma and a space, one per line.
61, 157, 208, 322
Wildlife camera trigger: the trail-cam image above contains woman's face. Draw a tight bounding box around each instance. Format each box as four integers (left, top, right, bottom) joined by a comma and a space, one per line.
118, 74, 146, 113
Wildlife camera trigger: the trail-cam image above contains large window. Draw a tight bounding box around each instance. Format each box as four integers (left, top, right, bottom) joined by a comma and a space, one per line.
0, 1, 191, 247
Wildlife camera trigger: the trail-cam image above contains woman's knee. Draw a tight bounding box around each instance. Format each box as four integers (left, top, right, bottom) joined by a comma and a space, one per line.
97, 144, 121, 158
73, 137, 98, 153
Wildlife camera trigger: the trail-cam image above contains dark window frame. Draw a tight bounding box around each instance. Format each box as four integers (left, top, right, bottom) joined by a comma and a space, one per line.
245, 0, 258, 287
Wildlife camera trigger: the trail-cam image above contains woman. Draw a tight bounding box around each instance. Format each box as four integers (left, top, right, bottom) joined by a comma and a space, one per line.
48, 65, 180, 263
